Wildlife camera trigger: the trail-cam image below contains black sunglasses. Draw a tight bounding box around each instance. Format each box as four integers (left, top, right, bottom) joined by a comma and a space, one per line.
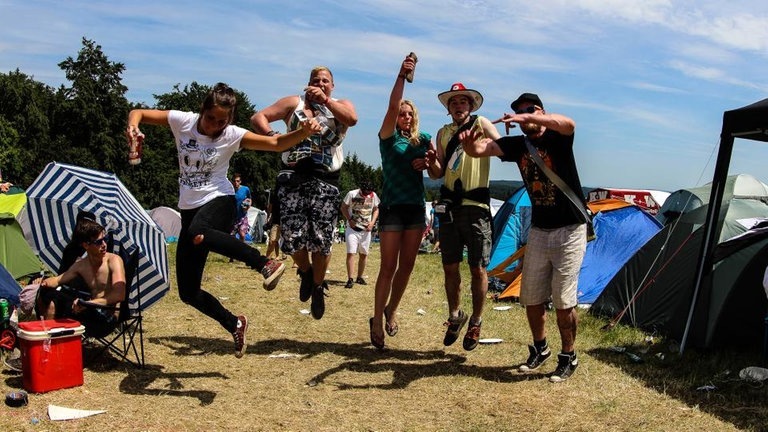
88, 236, 108, 246
514, 105, 541, 115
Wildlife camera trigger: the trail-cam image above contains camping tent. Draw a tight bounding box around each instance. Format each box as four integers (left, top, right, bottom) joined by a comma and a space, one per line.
577, 199, 663, 304
656, 174, 768, 226
148, 206, 181, 242
685, 98, 768, 352
0, 262, 20, 306
587, 188, 670, 215
488, 187, 531, 276
0, 191, 45, 280
591, 175, 768, 349
489, 192, 661, 304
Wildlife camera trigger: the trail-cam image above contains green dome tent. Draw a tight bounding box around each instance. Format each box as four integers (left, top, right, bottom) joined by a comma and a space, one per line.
0, 190, 45, 280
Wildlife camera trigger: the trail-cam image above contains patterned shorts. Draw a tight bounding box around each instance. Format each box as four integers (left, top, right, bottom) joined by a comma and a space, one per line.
278, 177, 340, 255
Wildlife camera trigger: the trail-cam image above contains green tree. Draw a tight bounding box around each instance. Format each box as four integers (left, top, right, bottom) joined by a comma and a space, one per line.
51, 37, 130, 174
0, 70, 56, 187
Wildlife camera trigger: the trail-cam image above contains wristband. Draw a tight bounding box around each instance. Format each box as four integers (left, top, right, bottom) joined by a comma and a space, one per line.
398, 74, 406, 80
266, 131, 278, 136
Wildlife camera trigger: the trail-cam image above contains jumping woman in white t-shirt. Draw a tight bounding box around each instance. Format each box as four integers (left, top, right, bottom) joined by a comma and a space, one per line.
127, 83, 320, 358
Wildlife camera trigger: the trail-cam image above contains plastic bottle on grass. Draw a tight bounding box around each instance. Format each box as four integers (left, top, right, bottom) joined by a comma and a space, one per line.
739, 366, 768, 382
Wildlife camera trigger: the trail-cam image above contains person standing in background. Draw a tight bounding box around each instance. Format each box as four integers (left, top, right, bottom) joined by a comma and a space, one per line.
341, 180, 380, 289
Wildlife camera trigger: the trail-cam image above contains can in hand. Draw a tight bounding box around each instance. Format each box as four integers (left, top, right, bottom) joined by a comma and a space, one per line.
128, 133, 143, 165
0, 298, 9, 328
405, 52, 418, 83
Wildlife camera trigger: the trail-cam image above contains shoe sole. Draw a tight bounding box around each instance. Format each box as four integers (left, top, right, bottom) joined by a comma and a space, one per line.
263, 262, 286, 291
518, 354, 551, 372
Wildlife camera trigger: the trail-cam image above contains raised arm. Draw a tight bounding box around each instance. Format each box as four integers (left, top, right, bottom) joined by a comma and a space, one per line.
324, 97, 357, 128
497, 111, 575, 136
250, 95, 299, 134
379, 55, 415, 138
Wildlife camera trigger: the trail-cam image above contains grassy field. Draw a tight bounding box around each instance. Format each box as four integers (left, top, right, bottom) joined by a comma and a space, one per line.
2, 242, 767, 431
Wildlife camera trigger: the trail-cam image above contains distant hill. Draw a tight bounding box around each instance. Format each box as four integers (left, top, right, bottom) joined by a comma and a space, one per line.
425, 177, 592, 201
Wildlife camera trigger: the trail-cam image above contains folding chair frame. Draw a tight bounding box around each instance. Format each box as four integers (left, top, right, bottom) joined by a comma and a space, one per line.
86, 248, 145, 368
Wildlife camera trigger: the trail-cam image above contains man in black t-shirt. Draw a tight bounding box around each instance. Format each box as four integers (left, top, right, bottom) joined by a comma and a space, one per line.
459, 92, 586, 383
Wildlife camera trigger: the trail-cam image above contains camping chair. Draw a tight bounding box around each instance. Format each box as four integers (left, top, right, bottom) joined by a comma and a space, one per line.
84, 247, 145, 368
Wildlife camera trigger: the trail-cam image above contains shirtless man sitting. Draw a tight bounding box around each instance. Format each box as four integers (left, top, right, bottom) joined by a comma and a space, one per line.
39, 219, 126, 338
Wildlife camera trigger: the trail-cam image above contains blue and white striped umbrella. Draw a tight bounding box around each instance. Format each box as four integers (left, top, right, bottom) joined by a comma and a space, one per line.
24, 162, 169, 311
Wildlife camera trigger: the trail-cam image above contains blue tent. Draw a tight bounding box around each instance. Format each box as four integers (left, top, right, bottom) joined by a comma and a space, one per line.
489, 193, 661, 304
0, 262, 20, 307
488, 187, 531, 275
577, 201, 663, 303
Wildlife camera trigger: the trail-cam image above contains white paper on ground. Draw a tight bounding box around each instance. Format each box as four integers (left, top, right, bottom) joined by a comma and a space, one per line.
478, 338, 503, 344
299, 309, 310, 315
48, 404, 107, 421
493, 306, 512, 311
268, 353, 302, 359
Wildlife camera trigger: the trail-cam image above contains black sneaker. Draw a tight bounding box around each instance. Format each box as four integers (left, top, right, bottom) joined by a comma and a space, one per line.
310, 282, 327, 320
550, 353, 578, 383
442, 310, 468, 346
355, 277, 367, 285
518, 344, 552, 372
298, 266, 313, 302
344, 278, 354, 289
232, 316, 248, 358
462, 320, 482, 351
261, 259, 285, 291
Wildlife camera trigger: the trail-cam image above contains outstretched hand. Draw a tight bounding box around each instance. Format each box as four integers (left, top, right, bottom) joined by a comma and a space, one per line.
491, 114, 519, 135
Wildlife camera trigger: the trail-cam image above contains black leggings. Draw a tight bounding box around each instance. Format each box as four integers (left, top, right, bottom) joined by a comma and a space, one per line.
177, 195, 268, 332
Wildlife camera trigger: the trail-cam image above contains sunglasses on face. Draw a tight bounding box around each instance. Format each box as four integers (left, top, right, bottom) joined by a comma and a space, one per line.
514, 105, 541, 115
88, 236, 108, 246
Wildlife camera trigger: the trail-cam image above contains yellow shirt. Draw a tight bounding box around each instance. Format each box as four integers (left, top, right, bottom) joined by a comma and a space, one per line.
438, 116, 491, 209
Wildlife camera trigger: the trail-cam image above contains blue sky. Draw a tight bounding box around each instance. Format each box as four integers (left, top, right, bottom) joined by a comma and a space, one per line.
2, 0, 767, 192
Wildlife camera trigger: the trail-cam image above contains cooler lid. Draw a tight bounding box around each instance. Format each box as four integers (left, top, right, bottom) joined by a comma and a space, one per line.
18, 318, 85, 340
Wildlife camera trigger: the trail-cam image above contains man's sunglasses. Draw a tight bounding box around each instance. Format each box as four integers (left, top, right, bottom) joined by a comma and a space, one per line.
88, 236, 108, 246
514, 105, 541, 115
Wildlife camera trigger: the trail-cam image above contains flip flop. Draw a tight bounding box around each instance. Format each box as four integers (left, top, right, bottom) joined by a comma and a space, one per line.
384, 307, 399, 337
369, 318, 385, 350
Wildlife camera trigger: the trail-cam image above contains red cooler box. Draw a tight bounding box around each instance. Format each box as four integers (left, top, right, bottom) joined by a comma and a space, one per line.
18, 318, 85, 393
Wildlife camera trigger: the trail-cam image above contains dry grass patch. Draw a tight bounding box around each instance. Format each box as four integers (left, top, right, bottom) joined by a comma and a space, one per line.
2, 242, 767, 431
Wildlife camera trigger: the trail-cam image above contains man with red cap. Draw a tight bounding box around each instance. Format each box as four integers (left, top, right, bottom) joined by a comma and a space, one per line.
426, 83, 501, 351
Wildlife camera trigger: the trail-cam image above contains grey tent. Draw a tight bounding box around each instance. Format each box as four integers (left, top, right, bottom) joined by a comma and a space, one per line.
594, 98, 768, 351
591, 174, 768, 350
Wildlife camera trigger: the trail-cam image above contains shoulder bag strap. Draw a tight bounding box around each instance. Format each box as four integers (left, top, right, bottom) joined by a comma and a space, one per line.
524, 137, 590, 224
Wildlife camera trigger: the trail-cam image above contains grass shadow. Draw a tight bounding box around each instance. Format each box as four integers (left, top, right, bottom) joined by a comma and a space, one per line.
587, 345, 768, 430
150, 335, 543, 390
117, 364, 228, 406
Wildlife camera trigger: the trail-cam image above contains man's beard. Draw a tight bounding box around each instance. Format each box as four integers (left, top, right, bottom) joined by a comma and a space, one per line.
521, 122, 542, 136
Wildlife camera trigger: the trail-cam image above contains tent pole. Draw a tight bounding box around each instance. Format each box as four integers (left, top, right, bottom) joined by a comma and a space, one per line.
681, 132, 734, 354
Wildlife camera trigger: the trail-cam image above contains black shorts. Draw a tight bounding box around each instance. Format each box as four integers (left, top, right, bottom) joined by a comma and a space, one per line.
378, 204, 426, 232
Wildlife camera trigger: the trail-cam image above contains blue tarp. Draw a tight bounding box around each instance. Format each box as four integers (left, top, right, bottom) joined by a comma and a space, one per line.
0, 262, 20, 307
488, 187, 531, 274
577, 205, 662, 303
